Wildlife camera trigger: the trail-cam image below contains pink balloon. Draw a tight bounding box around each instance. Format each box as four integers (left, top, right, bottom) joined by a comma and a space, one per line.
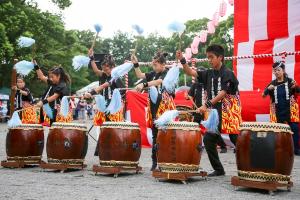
213, 12, 220, 26
228, 0, 234, 6
207, 21, 215, 34
199, 30, 208, 43
219, 0, 227, 17
185, 48, 192, 61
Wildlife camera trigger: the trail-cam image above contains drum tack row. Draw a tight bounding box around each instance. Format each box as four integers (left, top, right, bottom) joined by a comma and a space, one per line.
1, 121, 295, 195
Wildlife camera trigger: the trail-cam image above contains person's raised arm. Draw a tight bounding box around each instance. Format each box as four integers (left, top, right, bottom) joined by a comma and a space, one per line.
88, 49, 103, 77
33, 60, 48, 83
176, 50, 198, 78
131, 54, 146, 79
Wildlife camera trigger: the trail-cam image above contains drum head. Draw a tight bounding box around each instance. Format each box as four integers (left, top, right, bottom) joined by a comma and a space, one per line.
159, 121, 200, 131
50, 122, 87, 131
10, 124, 43, 130
101, 121, 140, 130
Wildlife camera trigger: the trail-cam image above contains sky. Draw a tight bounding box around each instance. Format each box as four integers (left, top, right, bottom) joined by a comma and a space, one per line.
35, 0, 234, 37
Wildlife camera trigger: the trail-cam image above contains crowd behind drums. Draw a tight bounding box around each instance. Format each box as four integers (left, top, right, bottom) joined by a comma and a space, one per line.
2, 44, 299, 194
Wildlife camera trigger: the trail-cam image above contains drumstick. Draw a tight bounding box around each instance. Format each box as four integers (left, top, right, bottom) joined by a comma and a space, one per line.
187, 95, 198, 109
86, 125, 97, 142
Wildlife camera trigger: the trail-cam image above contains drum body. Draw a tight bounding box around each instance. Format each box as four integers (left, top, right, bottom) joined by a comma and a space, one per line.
47, 123, 88, 165
99, 122, 141, 168
176, 105, 193, 122
157, 122, 202, 173
6, 124, 44, 163
236, 122, 294, 183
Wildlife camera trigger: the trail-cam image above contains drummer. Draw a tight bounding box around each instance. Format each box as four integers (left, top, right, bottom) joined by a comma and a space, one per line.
177, 44, 242, 176
11, 75, 35, 123
187, 80, 228, 154
131, 52, 176, 171
85, 50, 125, 125
262, 61, 300, 156
85, 51, 125, 155
33, 60, 72, 125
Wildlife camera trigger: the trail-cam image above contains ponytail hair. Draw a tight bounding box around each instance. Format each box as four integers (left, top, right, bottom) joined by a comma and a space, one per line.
153, 51, 168, 64
50, 66, 71, 84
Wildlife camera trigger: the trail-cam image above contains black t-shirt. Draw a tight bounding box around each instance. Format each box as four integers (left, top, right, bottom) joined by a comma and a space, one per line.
188, 82, 204, 107
15, 88, 33, 110
197, 65, 239, 129
197, 65, 239, 100
98, 73, 125, 103
42, 79, 69, 109
145, 69, 171, 121
145, 69, 169, 93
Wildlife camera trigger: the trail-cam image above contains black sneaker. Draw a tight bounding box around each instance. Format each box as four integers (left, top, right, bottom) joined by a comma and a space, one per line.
208, 170, 225, 177
220, 148, 227, 153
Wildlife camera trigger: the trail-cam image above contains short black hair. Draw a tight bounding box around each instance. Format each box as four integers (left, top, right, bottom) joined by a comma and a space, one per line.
206, 44, 225, 58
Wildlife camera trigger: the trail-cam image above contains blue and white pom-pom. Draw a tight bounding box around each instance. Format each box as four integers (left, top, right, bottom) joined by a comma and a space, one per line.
154, 110, 179, 128
72, 55, 90, 71
162, 64, 179, 93
201, 109, 219, 133
149, 86, 158, 104
94, 24, 103, 33
18, 36, 35, 48
94, 95, 107, 112
59, 96, 69, 117
132, 24, 144, 35
15, 60, 34, 76
43, 103, 54, 119
105, 89, 122, 114
110, 63, 134, 82
7, 112, 22, 128
168, 21, 186, 33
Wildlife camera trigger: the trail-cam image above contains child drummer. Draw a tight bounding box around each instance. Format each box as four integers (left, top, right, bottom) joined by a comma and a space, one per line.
262, 61, 300, 155
33, 60, 72, 125
177, 44, 242, 176
12, 75, 36, 123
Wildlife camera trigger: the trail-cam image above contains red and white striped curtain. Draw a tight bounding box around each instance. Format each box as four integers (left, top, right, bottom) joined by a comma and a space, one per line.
234, 0, 300, 122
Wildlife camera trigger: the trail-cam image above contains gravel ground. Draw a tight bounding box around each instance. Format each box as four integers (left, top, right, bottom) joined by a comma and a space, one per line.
0, 121, 299, 200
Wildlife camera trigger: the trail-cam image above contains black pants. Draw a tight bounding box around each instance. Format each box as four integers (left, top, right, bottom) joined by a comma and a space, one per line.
151, 126, 158, 163
203, 132, 224, 172
229, 134, 238, 146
